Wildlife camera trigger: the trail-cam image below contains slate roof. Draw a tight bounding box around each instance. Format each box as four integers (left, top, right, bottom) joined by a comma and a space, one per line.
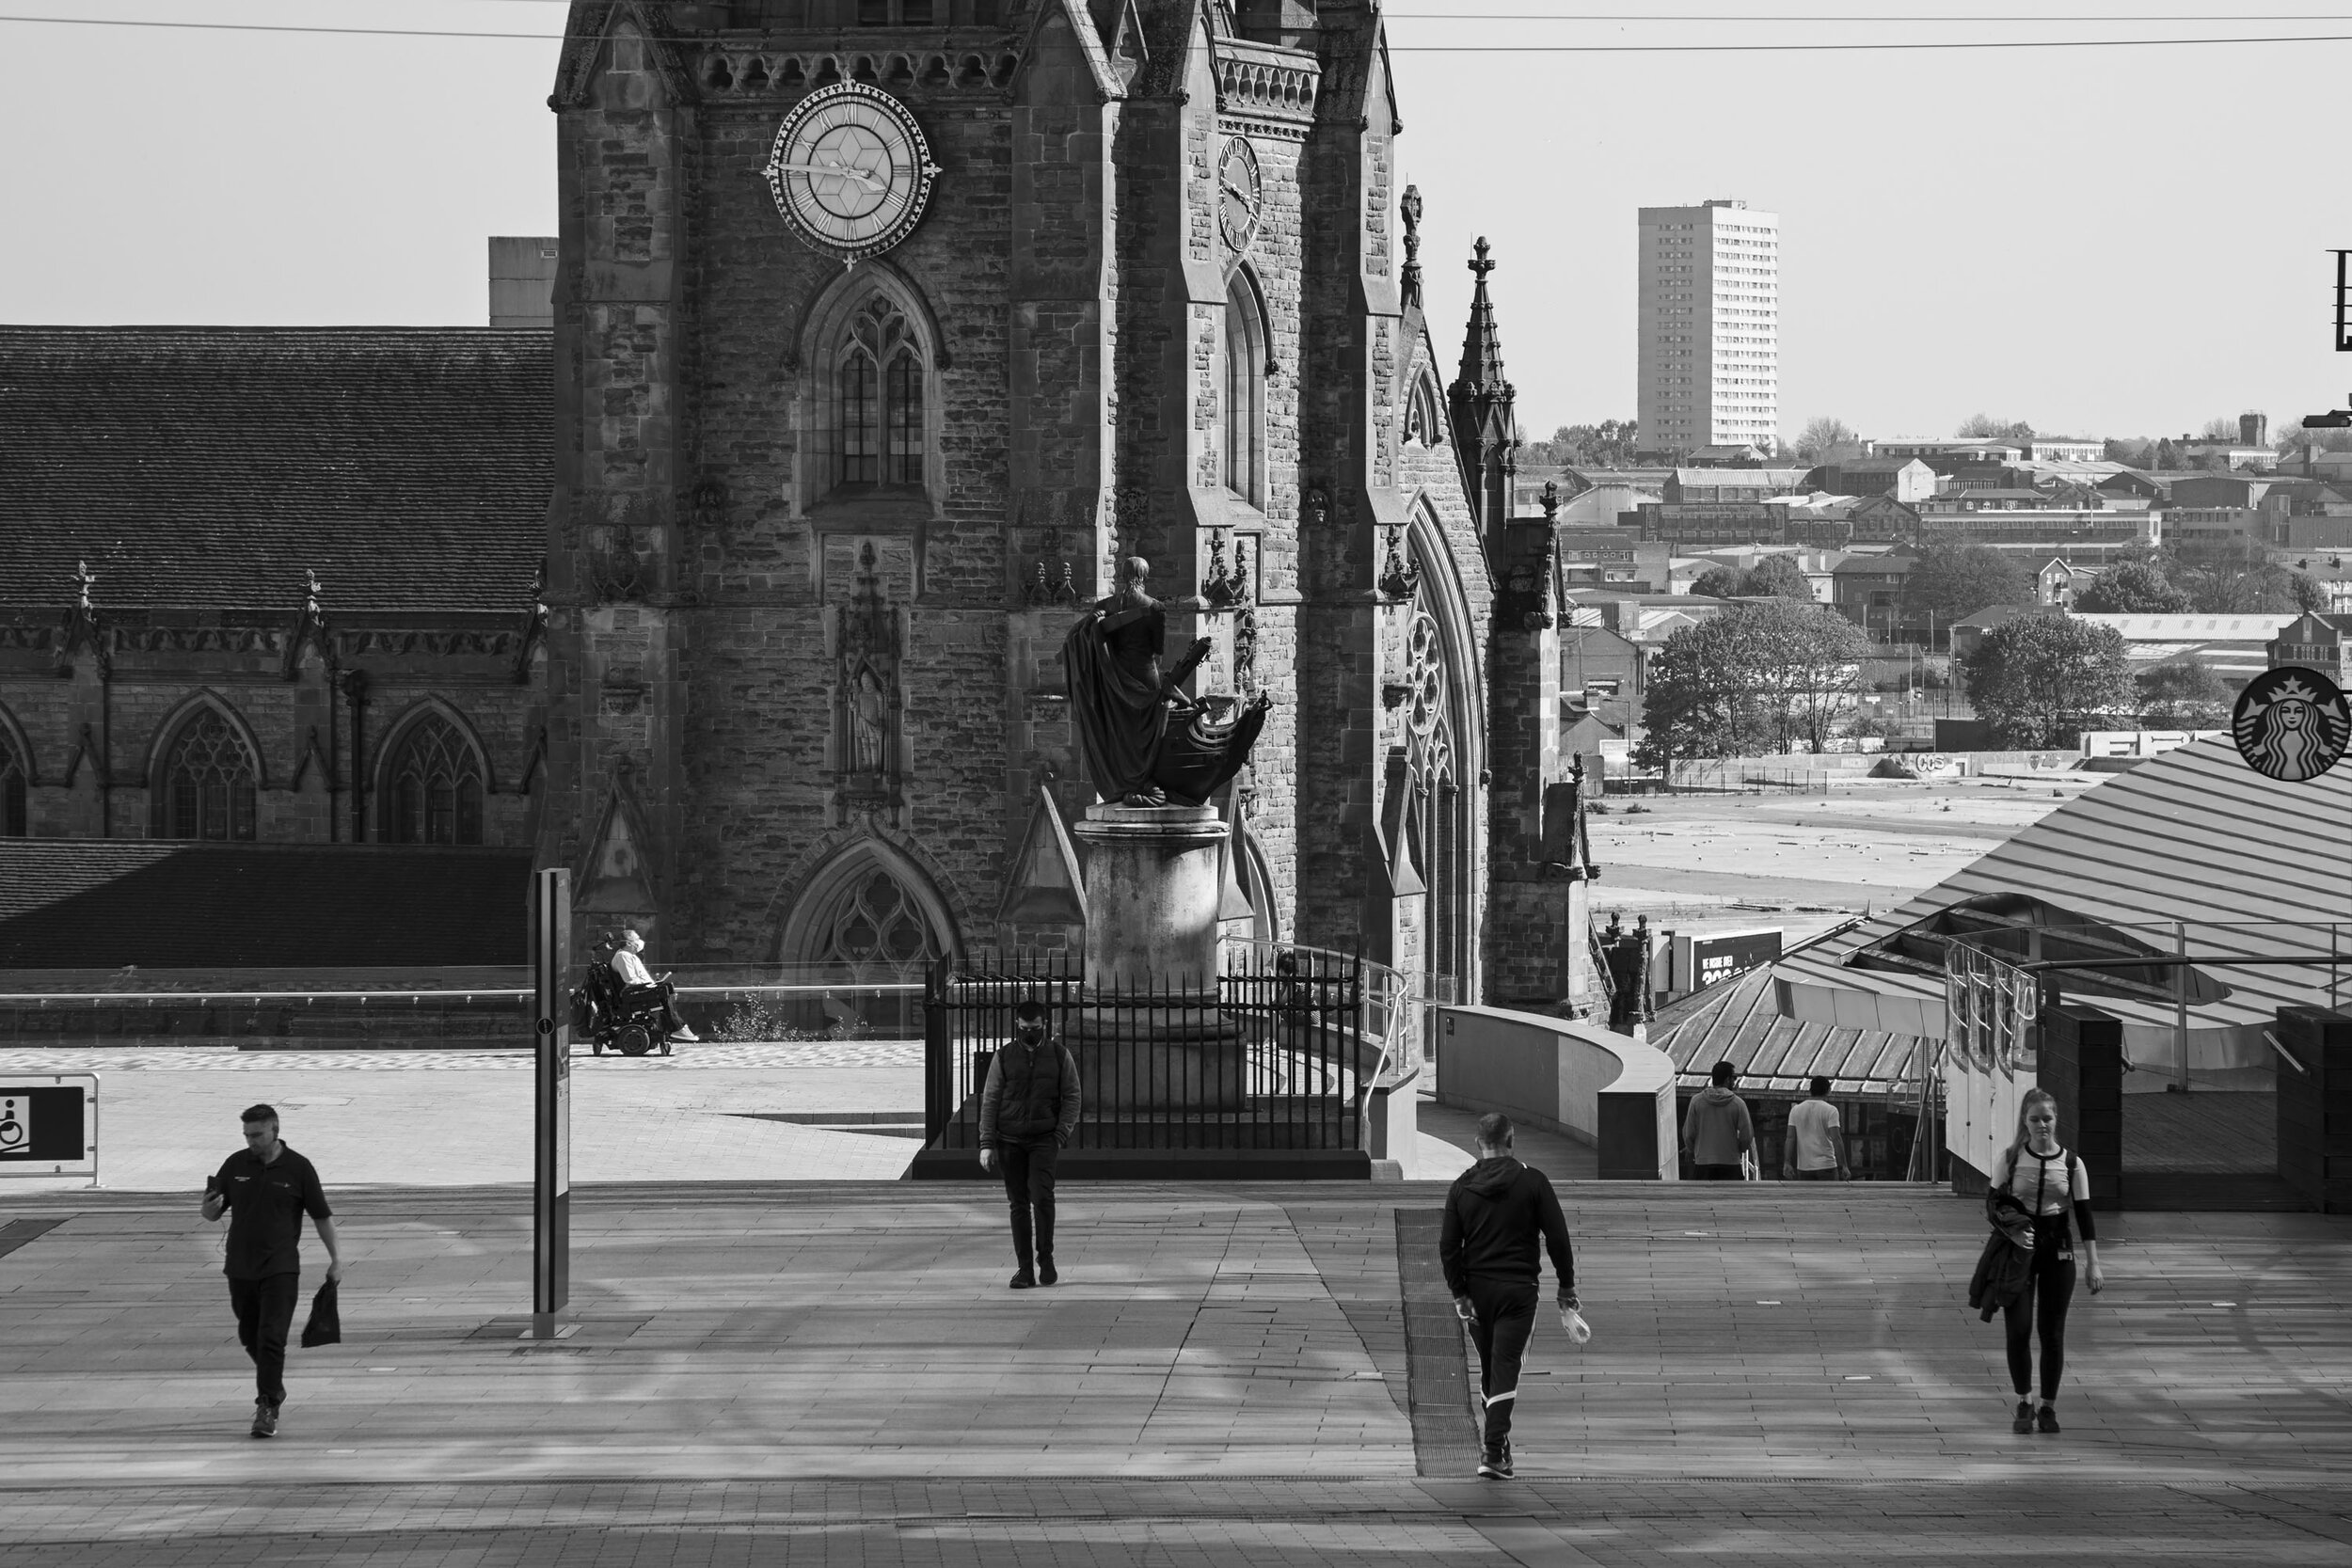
0, 327, 549, 610
0, 840, 533, 968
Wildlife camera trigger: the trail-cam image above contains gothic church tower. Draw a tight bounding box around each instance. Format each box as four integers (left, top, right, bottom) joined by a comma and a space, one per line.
536, 0, 1555, 1005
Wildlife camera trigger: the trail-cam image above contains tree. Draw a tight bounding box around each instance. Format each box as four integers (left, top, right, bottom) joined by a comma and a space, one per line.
1904, 543, 2035, 632
1744, 553, 1814, 600
2172, 537, 2314, 614
1690, 554, 1812, 601
2104, 436, 2154, 467
1958, 617, 2135, 748
2199, 415, 2245, 442
1690, 565, 1743, 600
1957, 413, 2034, 440
1634, 600, 1868, 767
2074, 560, 2192, 614
1527, 419, 1643, 468
1793, 417, 1859, 462
2134, 661, 2231, 728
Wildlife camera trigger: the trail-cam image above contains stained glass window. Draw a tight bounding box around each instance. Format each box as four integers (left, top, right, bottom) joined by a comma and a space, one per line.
835, 295, 926, 493
1225, 279, 1264, 503
0, 727, 24, 837
163, 711, 257, 841
840, 350, 879, 486
886, 347, 924, 484
388, 714, 485, 846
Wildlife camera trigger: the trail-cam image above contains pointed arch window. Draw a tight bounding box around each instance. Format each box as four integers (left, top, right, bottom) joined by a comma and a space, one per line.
805, 864, 944, 983
1225, 276, 1267, 506
162, 711, 257, 841
835, 294, 927, 492
0, 722, 25, 837
387, 715, 485, 846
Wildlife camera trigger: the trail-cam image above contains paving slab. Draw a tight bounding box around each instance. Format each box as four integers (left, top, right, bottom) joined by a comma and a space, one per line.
1, 1122, 2347, 1563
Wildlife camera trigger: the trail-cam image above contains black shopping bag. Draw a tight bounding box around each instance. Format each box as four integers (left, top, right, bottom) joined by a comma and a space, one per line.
300, 1277, 342, 1348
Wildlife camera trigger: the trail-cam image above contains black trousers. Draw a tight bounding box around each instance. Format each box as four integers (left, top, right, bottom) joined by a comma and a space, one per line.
999, 1137, 1059, 1270
1466, 1278, 1539, 1450
229, 1273, 300, 1408
618, 981, 685, 1034
1692, 1163, 1744, 1180
2004, 1233, 2077, 1400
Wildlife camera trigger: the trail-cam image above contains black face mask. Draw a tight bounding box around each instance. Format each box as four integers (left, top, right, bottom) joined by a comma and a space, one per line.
1017, 1023, 1045, 1044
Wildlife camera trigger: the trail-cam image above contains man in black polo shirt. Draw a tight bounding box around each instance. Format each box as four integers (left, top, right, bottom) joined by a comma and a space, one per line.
201, 1103, 342, 1438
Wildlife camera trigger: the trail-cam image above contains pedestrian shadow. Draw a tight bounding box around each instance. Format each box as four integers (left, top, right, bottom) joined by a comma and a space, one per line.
1391, 1208, 1480, 1475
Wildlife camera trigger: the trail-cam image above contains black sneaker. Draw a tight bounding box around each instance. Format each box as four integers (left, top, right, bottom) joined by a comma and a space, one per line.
250, 1400, 278, 1439
2036, 1404, 2061, 1433
1039, 1259, 1057, 1286
1009, 1270, 1037, 1290
2011, 1400, 2033, 1434
1477, 1446, 1513, 1480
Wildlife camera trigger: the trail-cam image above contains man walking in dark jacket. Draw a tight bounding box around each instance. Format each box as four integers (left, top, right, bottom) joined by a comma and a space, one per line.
978, 999, 1081, 1289
1440, 1113, 1578, 1479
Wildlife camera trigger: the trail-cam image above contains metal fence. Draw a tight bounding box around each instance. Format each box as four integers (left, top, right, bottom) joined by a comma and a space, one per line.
922, 944, 1375, 1153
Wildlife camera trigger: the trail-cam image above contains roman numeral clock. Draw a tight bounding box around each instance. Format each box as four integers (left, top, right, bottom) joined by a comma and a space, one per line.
762, 82, 944, 262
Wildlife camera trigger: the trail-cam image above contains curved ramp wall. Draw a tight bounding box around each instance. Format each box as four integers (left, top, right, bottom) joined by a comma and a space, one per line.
1434, 1005, 1679, 1180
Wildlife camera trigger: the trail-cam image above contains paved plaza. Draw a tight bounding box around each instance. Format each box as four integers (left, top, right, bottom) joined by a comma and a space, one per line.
3, 1116, 2349, 1565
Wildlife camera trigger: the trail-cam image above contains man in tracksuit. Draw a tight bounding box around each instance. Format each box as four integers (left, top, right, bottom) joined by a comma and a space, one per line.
977, 999, 1081, 1290
1440, 1112, 1578, 1480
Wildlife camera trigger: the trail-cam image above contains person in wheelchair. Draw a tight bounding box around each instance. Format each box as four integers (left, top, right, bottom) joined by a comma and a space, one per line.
608, 927, 699, 1043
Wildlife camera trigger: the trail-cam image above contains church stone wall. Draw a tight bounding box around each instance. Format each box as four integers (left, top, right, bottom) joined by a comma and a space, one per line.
536, 3, 1529, 998
0, 611, 542, 849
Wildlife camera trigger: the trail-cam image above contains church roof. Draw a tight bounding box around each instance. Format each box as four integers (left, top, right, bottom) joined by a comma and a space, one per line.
0, 839, 533, 969
0, 327, 548, 611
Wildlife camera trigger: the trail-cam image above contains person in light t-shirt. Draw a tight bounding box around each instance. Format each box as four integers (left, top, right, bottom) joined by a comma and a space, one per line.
609, 928, 700, 1042
1781, 1076, 1849, 1181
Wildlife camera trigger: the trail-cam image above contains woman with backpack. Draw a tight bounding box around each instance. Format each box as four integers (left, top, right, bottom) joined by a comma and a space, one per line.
1987, 1087, 2106, 1433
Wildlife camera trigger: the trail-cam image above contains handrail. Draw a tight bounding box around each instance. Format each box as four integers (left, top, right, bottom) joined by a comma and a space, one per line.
0, 981, 925, 1006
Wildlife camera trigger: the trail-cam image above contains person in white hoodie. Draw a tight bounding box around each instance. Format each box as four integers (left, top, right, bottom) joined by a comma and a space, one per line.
1681, 1060, 1756, 1180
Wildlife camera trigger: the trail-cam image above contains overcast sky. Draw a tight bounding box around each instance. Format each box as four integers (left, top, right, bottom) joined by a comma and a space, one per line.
3, 3, 2346, 445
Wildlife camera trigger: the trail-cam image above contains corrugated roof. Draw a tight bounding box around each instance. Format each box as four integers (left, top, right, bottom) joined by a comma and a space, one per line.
1774, 736, 2352, 1037
1653, 945, 1933, 1091
0, 840, 533, 968
0, 326, 548, 610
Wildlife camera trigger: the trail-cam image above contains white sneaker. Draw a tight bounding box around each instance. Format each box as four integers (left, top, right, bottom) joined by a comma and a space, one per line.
670, 1027, 699, 1042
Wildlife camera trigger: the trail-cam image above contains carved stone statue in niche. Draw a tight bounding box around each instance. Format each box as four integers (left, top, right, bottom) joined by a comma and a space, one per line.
834, 542, 903, 816
1062, 557, 1270, 808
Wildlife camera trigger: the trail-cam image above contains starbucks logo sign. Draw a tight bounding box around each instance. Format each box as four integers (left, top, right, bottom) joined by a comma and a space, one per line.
2232, 666, 2351, 782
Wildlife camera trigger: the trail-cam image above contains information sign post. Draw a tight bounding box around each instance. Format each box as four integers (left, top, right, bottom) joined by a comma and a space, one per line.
530, 867, 571, 1337
0, 1076, 100, 1188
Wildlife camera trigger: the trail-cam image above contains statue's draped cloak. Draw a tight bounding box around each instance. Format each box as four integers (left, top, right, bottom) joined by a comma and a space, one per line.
1063, 599, 1169, 802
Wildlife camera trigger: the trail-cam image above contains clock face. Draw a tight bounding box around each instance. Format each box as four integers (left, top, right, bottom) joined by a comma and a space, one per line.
1218, 137, 1263, 256
763, 83, 943, 262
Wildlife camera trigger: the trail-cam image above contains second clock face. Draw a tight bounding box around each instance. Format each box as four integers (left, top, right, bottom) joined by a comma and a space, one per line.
1218, 137, 1263, 255
763, 83, 942, 262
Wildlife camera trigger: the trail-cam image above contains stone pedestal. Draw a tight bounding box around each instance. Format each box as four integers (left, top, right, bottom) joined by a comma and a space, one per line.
1072, 802, 1226, 992
1070, 802, 1244, 1111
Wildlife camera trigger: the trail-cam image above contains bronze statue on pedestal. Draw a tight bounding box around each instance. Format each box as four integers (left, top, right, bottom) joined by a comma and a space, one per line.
1062, 557, 1270, 807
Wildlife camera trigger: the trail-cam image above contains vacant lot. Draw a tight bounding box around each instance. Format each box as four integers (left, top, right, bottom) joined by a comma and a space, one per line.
1584, 776, 2081, 942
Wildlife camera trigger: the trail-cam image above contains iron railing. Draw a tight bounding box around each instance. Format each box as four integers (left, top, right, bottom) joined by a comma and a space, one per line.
923, 943, 1395, 1153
